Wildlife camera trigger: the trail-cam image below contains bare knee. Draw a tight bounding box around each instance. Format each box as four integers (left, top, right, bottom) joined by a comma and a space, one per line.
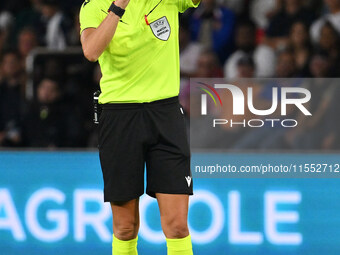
113, 220, 139, 240
161, 216, 189, 239
111, 199, 139, 241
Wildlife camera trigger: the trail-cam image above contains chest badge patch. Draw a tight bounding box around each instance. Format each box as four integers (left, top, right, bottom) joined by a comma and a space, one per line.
150, 16, 171, 41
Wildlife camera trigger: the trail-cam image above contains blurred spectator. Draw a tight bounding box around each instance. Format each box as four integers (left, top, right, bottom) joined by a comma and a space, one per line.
195, 50, 223, 78
287, 21, 312, 76
310, 0, 340, 44
10, 0, 42, 46
17, 27, 38, 62
67, 10, 81, 46
275, 49, 297, 77
44, 58, 66, 83
224, 19, 276, 78
189, 0, 235, 63
0, 10, 13, 34
0, 0, 31, 14
235, 55, 255, 78
37, 0, 71, 50
0, 11, 13, 51
222, 0, 246, 14
22, 78, 80, 147
250, 0, 278, 29
317, 21, 340, 66
0, 0, 33, 45
0, 29, 6, 59
309, 51, 333, 77
179, 21, 202, 90
0, 50, 25, 146
265, 0, 315, 49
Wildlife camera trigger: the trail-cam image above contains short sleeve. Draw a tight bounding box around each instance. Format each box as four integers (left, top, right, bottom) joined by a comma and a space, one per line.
79, 0, 102, 34
178, 0, 200, 13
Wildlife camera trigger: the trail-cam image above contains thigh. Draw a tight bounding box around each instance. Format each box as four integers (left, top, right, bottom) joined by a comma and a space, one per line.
156, 194, 189, 218
156, 194, 190, 238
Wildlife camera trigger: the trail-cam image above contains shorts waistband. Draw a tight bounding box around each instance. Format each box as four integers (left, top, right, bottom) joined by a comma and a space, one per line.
102, 96, 179, 110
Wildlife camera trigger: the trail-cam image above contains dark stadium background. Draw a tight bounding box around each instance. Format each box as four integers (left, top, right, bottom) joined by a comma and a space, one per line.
1, 0, 340, 254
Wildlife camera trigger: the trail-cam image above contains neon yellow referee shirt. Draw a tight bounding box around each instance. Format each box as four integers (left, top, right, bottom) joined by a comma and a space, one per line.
80, 0, 200, 103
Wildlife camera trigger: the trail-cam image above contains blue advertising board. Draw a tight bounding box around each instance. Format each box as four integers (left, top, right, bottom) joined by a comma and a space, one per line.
1, 152, 340, 254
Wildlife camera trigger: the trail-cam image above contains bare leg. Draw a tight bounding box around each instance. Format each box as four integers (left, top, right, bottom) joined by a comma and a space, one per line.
156, 194, 189, 239
110, 198, 139, 240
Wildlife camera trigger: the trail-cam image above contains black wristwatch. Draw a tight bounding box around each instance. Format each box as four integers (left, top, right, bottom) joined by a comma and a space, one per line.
108, 2, 125, 18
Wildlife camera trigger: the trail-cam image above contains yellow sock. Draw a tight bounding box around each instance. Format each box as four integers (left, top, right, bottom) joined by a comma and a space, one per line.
112, 235, 138, 255
166, 235, 193, 255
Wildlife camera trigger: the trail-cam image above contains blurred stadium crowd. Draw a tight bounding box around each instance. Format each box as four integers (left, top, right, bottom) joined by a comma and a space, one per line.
0, 0, 339, 149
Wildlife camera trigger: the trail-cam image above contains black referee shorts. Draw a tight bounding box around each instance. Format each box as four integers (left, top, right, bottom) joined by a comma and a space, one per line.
98, 96, 193, 202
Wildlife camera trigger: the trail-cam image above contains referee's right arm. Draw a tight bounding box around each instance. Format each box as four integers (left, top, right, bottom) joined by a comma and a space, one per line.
81, 0, 130, 62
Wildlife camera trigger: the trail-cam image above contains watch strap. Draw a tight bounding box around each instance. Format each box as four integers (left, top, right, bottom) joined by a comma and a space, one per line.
108, 2, 125, 18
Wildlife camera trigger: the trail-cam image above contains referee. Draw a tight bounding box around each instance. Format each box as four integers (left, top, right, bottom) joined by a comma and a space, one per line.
79, 0, 200, 254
